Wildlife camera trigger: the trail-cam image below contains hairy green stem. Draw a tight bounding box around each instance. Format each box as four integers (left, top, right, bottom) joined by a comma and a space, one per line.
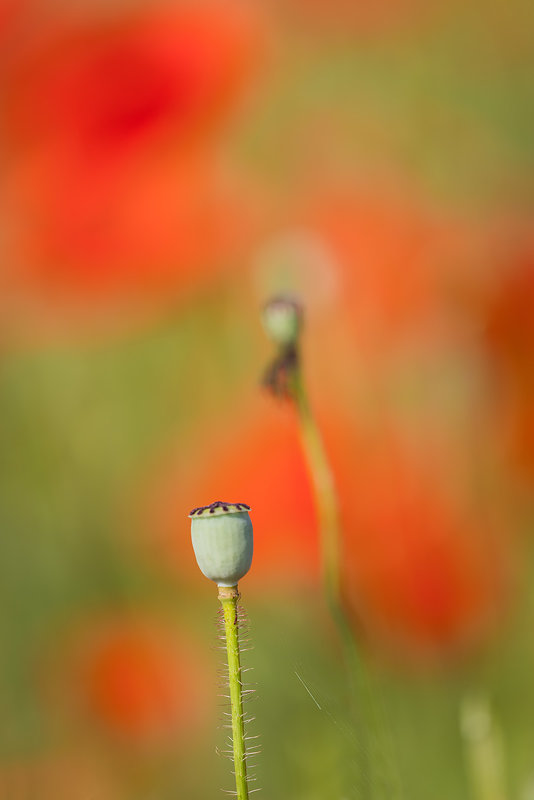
219, 585, 249, 800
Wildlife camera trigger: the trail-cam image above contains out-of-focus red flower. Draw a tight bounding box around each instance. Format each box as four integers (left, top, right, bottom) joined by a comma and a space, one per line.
148, 392, 321, 587
481, 239, 534, 483
293, 181, 479, 356
484, 242, 534, 382
338, 432, 509, 667
0, 751, 117, 800
1, 1, 264, 312
0, 0, 25, 42
500, 397, 534, 481
6, 3, 261, 157
0, 0, 16, 36
147, 370, 510, 664
74, 617, 207, 745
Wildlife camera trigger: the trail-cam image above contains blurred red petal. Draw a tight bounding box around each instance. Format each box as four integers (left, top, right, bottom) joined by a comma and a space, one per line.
292, 181, 479, 355
75, 617, 208, 745
5, 2, 263, 156
484, 240, 534, 380
1, 1, 266, 316
480, 235, 534, 483
0, 751, 117, 800
338, 432, 511, 666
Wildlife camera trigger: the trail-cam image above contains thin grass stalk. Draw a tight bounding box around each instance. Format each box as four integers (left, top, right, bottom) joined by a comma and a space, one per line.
461, 693, 508, 800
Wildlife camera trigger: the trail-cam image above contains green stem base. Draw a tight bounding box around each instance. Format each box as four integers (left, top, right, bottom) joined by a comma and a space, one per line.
219, 584, 249, 800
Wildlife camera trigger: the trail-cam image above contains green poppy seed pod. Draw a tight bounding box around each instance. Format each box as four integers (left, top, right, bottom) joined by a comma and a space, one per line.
189, 501, 253, 587
262, 295, 302, 347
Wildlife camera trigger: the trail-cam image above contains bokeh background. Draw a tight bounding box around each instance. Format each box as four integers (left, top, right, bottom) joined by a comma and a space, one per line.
0, 0, 533, 797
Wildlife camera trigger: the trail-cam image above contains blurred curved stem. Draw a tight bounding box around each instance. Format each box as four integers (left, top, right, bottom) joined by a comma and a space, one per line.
290, 365, 402, 800
219, 585, 249, 800
291, 368, 341, 612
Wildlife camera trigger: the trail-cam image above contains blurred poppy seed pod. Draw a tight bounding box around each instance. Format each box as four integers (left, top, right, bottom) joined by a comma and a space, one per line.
189, 501, 253, 587
262, 295, 302, 347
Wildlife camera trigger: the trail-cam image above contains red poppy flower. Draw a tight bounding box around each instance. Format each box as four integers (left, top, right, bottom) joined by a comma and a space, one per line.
147, 376, 510, 665
75, 618, 208, 745
5, 2, 263, 162
338, 433, 509, 666
148, 392, 321, 587
481, 238, 534, 482
499, 396, 534, 482
0, 0, 18, 37
0, 751, 117, 800
484, 241, 534, 382
1, 1, 265, 310
292, 181, 478, 357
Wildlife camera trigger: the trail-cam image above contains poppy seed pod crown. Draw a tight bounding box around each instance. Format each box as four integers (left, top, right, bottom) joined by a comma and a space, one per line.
189, 501, 253, 587
262, 295, 302, 347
